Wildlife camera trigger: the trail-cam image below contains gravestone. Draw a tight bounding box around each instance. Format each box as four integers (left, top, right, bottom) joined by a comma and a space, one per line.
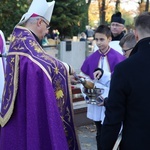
59, 41, 87, 73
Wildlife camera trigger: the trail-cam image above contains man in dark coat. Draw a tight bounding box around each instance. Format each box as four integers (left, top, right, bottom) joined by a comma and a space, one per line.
101, 12, 150, 150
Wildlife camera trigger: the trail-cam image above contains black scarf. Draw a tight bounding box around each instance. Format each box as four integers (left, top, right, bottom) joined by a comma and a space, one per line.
111, 31, 125, 41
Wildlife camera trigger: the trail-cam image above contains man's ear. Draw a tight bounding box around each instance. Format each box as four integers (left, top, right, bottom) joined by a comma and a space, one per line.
36, 18, 43, 28
108, 36, 112, 42
134, 29, 139, 42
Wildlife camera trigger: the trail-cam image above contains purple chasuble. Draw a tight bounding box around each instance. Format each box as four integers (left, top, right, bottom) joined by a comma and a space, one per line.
81, 49, 125, 79
0, 26, 80, 150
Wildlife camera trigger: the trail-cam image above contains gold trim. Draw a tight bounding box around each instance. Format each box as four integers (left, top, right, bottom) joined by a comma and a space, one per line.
62, 62, 81, 149
0, 52, 52, 127
0, 55, 19, 127
8, 52, 52, 82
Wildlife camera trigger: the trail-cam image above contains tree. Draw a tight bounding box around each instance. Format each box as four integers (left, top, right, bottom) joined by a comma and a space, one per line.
145, 0, 149, 11
0, 0, 88, 39
101, 0, 106, 24
138, 0, 145, 13
49, 0, 88, 39
0, 0, 30, 38
89, 0, 140, 30
115, 0, 120, 11
138, 0, 150, 12
86, 0, 92, 25
96, 0, 118, 25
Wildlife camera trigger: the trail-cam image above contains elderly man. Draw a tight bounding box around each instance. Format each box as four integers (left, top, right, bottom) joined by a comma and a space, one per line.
109, 12, 126, 55
0, 0, 80, 150
110, 12, 125, 41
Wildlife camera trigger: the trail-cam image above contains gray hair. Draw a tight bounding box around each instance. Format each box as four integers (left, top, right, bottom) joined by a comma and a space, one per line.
26, 16, 42, 24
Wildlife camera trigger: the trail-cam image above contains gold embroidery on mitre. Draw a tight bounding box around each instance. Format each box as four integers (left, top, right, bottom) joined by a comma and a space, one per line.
56, 90, 64, 99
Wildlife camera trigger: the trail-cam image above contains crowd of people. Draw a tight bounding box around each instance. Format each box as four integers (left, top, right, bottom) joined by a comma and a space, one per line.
80, 24, 125, 149
101, 12, 150, 150
0, 0, 150, 149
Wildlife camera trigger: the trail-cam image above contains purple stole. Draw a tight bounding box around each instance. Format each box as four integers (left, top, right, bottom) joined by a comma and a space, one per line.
0, 26, 80, 150
81, 49, 125, 79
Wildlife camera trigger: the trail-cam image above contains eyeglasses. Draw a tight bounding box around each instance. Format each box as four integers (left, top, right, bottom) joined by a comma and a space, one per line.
111, 23, 123, 28
122, 47, 133, 53
42, 19, 50, 30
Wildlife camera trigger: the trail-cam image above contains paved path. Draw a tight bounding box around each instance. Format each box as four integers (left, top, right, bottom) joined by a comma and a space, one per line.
77, 124, 97, 150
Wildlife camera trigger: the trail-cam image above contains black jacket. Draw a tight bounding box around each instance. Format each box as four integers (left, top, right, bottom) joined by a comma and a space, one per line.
111, 31, 125, 41
101, 37, 150, 150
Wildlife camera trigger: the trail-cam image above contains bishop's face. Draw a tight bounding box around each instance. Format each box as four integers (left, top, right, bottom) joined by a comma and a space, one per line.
36, 17, 50, 40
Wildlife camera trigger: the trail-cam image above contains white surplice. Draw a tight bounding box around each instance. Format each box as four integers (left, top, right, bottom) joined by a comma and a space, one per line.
0, 30, 7, 107
80, 56, 111, 122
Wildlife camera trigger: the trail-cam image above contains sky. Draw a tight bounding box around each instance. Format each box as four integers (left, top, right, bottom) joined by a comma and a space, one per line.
120, 0, 139, 11
91, 0, 140, 12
